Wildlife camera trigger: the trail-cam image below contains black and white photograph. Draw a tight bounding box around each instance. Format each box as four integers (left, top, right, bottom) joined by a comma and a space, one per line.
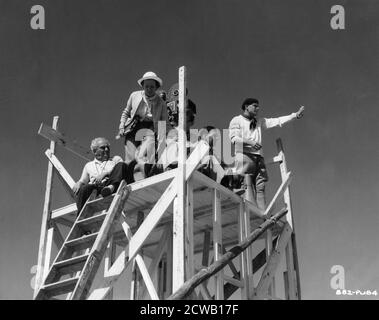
0, 0, 378, 304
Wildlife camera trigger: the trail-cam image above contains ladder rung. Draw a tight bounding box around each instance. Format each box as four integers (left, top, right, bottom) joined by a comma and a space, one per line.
42, 276, 79, 297
76, 212, 107, 233
54, 253, 89, 275
82, 195, 115, 216
66, 233, 98, 251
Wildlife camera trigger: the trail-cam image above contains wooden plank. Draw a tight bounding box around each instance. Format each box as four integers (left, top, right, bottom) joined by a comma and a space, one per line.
43, 227, 54, 281
167, 207, 288, 300
129, 169, 176, 192
45, 149, 76, 199
104, 237, 116, 277
51, 203, 77, 220
212, 189, 224, 300
135, 255, 159, 300
42, 276, 79, 297
238, 203, 248, 299
165, 225, 173, 298
264, 171, 292, 218
34, 116, 59, 299
276, 138, 301, 299
243, 175, 254, 297
185, 180, 194, 280
254, 223, 292, 298
285, 240, 296, 300
38, 122, 92, 161
173, 66, 187, 292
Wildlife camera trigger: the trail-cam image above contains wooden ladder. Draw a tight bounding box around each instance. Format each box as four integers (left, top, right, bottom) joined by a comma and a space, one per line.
34, 181, 130, 300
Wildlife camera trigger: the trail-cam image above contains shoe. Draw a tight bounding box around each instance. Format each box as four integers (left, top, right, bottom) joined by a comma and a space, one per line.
101, 185, 115, 197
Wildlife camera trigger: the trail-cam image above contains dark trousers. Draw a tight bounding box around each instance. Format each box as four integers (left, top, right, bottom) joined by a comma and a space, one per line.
76, 162, 130, 215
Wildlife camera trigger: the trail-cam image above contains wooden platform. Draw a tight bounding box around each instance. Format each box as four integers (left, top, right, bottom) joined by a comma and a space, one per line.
51, 169, 285, 259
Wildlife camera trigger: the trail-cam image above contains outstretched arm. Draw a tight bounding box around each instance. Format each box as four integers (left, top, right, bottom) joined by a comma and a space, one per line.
264, 105, 305, 129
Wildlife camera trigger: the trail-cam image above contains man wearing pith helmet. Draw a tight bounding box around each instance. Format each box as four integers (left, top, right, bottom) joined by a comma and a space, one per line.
228, 98, 305, 211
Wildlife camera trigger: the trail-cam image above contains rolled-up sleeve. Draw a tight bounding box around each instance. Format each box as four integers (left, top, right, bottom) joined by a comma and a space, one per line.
263, 113, 297, 129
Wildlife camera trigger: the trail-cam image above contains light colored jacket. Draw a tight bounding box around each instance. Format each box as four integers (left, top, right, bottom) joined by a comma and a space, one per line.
119, 90, 168, 135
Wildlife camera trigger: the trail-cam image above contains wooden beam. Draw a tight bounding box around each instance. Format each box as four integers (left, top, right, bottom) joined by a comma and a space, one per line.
51, 203, 77, 220
238, 203, 249, 299
263, 171, 292, 218
165, 226, 173, 299
135, 255, 159, 300
173, 66, 187, 292
212, 189, 224, 300
185, 180, 194, 281
243, 175, 254, 297
168, 207, 288, 300
45, 150, 76, 199
38, 122, 92, 161
34, 116, 59, 298
254, 223, 292, 298
43, 227, 54, 281
276, 138, 301, 299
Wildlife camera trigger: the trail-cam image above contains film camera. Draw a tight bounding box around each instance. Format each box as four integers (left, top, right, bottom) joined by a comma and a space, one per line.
163, 83, 196, 127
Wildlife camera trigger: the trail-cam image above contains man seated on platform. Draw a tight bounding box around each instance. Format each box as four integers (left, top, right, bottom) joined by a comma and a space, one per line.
72, 137, 130, 215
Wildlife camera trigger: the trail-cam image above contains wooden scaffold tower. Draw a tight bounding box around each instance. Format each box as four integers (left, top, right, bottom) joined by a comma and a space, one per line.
34, 66, 301, 300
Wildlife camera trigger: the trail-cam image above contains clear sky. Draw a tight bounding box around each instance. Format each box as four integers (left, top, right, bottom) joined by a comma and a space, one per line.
1, 0, 378, 299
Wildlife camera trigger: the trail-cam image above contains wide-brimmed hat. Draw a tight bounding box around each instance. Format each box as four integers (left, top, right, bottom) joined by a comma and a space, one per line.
137, 71, 163, 88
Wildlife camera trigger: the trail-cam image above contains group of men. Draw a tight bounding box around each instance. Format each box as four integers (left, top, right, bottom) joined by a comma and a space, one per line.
72, 71, 305, 216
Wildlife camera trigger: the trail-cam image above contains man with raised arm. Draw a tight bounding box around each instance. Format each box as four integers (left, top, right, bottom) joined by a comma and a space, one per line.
228, 98, 304, 210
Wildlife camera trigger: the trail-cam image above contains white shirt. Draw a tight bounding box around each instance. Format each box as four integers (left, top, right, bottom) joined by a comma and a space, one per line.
79, 156, 123, 184
229, 113, 297, 156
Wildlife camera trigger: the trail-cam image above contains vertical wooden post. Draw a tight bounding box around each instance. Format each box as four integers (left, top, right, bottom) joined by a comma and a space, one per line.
173, 66, 187, 293
165, 226, 173, 299
276, 138, 301, 300
212, 189, 224, 300
238, 203, 249, 299
34, 116, 59, 298
244, 175, 255, 298
130, 211, 144, 300
185, 179, 194, 281
104, 236, 116, 300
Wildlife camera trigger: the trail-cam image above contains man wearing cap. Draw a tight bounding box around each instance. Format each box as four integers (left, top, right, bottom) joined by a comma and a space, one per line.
228, 98, 305, 211
118, 71, 170, 169
72, 137, 130, 215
